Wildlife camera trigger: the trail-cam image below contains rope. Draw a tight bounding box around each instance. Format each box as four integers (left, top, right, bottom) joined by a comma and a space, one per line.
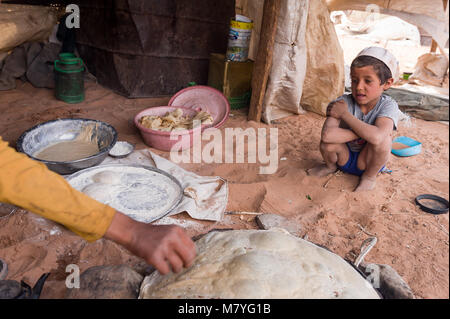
355, 237, 378, 268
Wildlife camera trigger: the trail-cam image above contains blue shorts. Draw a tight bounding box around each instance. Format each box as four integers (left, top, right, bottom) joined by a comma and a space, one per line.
338, 145, 385, 177
338, 145, 365, 176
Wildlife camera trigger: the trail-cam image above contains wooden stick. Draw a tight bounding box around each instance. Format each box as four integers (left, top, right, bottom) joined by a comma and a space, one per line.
430, 0, 448, 53
323, 171, 342, 188
248, 0, 281, 122
225, 211, 264, 215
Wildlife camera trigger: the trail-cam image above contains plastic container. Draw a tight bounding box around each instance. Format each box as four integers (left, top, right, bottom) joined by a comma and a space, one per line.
403, 72, 413, 80
226, 15, 253, 62
54, 53, 85, 104
208, 53, 254, 109
134, 106, 202, 152
109, 141, 135, 158
391, 136, 422, 157
135, 86, 230, 152
168, 85, 230, 129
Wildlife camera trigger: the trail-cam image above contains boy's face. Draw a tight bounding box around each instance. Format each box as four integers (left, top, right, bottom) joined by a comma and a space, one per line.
351, 65, 393, 110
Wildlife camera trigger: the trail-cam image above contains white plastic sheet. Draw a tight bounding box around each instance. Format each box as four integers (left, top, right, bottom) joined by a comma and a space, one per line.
262, 0, 310, 123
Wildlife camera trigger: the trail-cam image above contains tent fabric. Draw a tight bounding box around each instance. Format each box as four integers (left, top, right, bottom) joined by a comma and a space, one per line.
332, 11, 422, 46
385, 84, 449, 121
0, 42, 60, 91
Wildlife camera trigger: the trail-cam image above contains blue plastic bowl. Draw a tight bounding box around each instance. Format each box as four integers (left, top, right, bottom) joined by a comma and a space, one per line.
391, 136, 422, 157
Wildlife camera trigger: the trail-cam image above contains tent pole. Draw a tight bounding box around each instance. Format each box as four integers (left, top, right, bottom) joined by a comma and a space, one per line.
248, 0, 281, 122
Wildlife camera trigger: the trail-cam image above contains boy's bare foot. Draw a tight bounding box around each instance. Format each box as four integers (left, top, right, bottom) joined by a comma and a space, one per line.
354, 175, 377, 192
307, 164, 337, 177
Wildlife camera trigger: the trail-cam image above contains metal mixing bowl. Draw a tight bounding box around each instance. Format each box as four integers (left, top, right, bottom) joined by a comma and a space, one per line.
17, 118, 118, 175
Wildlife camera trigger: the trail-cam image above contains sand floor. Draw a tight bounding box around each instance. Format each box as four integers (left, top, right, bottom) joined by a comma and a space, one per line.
0, 77, 448, 299
0, 33, 449, 298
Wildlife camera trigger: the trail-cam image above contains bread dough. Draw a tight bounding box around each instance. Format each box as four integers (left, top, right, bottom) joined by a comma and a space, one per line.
139, 108, 214, 132
68, 165, 182, 223
91, 170, 122, 185
82, 183, 121, 204
139, 228, 380, 299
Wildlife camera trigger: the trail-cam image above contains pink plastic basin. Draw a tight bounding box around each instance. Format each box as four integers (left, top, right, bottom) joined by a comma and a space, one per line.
168, 85, 230, 129
134, 106, 202, 152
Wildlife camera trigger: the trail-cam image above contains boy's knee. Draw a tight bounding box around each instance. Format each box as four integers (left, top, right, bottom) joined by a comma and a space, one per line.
368, 136, 392, 153
320, 141, 339, 153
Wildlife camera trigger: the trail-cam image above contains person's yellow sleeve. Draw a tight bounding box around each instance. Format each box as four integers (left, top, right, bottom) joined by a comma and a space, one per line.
0, 137, 116, 242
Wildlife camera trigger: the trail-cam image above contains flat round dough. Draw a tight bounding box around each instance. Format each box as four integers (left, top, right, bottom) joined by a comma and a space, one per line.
68, 165, 182, 223
139, 228, 380, 299
91, 170, 122, 185
82, 183, 120, 204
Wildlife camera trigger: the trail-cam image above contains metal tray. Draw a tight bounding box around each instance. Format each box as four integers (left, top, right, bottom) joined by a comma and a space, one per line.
66, 164, 183, 223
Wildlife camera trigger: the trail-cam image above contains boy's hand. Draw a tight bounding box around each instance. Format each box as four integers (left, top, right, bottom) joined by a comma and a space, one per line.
327, 99, 348, 119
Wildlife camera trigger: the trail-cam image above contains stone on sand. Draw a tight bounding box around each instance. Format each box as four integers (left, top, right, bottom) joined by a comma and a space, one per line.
256, 213, 302, 237
363, 263, 415, 299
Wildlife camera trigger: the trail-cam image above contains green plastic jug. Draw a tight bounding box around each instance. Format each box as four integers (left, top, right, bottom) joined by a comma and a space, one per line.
54, 53, 85, 103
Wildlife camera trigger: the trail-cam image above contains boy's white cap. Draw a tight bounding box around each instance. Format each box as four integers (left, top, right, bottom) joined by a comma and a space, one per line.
356, 47, 399, 81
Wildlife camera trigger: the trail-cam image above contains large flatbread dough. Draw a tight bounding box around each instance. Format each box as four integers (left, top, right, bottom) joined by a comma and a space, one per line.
139, 228, 380, 299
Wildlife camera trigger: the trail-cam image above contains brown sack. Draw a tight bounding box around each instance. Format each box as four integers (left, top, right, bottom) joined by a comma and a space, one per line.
0, 4, 57, 54
409, 53, 449, 87
300, 0, 345, 116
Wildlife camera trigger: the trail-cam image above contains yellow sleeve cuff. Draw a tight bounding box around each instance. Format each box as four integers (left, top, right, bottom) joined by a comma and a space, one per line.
0, 137, 117, 242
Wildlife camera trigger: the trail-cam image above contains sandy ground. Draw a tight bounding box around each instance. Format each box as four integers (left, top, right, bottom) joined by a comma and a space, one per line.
0, 36, 449, 298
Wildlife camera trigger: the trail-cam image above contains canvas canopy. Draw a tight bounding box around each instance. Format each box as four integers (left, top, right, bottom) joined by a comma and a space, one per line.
327, 0, 449, 56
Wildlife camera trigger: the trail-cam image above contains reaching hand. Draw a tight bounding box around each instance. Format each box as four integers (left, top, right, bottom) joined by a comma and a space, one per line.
104, 211, 197, 275
129, 223, 197, 275
326, 99, 348, 119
